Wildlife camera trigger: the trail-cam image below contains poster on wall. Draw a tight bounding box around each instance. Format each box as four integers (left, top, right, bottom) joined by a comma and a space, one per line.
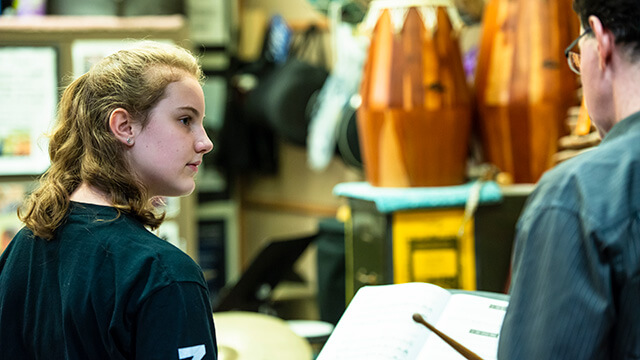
0, 182, 33, 254
0, 46, 57, 175
186, 0, 230, 47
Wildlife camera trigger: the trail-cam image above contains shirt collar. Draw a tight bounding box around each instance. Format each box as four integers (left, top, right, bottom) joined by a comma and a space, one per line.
601, 111, 640, 144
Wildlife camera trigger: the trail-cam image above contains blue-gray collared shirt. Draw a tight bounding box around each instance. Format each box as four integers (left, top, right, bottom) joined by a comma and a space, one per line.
498, 111, 640, 359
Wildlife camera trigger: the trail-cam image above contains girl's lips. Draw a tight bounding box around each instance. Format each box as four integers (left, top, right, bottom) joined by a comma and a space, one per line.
187, 161, 201, 172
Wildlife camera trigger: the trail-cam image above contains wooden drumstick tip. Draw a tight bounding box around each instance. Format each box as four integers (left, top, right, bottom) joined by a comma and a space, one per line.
412, 313, 424, 323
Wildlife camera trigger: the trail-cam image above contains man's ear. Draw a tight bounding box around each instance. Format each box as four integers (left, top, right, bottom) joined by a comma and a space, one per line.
109, 108, 135, 146
589, 15, 613, 70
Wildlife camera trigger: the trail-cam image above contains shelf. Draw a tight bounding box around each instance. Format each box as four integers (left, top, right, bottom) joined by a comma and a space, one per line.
0, 15, 186, 34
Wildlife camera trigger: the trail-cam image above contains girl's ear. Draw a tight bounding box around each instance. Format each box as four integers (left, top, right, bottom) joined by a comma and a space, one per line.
109, 108, 135, 146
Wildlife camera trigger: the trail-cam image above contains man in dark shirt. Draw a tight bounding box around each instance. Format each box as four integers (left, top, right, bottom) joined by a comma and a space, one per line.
499, 0, 640, 358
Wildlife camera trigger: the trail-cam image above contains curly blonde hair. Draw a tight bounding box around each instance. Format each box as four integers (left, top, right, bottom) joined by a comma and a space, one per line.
19, 41, 203, 240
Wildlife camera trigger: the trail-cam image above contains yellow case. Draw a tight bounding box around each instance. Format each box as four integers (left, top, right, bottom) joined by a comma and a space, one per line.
392, 209, 476, 290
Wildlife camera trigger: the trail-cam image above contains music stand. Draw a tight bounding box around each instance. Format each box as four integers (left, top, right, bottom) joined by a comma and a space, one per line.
212, 233, 316, 313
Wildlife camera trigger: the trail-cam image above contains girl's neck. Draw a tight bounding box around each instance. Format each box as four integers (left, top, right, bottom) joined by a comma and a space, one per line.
69, 183, 113, 206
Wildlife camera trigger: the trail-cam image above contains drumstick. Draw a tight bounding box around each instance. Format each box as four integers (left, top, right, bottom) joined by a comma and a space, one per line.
412, 313, 485, 360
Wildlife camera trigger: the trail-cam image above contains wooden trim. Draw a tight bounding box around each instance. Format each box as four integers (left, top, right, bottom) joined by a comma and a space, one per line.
242, 198, 338, 218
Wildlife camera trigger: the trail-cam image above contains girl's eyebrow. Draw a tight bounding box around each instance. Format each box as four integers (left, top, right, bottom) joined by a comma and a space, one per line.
178, 106, 201, 117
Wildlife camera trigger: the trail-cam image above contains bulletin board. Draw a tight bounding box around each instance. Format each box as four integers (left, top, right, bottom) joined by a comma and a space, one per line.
0, 46, 57, 175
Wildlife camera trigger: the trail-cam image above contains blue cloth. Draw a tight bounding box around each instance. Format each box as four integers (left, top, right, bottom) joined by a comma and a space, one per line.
498, 111, 640, 359
333, 181, 503, 213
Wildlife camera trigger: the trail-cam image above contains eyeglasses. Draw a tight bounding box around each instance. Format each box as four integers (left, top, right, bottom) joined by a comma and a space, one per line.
564, 28, 593, 75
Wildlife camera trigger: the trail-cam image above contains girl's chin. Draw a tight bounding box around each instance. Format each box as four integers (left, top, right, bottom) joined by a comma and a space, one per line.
152, 183, 196, 199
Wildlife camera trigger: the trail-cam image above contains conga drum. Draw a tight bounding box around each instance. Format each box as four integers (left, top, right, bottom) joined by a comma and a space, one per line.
474, 0, 580, 183
574, 96, 591, 136
358, 0, 472, 187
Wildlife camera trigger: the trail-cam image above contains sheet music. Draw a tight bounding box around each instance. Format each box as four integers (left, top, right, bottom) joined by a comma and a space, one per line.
317, 283, 451, 360
416, 294, 508, 360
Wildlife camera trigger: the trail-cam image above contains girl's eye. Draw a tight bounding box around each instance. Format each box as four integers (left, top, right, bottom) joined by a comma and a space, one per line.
179, 117, 191, 126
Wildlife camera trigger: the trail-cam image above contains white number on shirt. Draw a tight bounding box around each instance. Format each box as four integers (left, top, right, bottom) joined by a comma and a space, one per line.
178, 344, 206, 360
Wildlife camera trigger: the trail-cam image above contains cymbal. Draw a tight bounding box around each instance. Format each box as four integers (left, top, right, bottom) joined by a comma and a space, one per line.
213, 311, 312, 360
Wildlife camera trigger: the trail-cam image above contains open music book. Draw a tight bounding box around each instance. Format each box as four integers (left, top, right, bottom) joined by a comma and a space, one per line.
316, 282, 509, 360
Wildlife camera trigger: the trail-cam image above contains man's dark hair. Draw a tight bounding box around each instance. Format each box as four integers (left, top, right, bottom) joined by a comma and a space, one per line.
573, 0, 640, 56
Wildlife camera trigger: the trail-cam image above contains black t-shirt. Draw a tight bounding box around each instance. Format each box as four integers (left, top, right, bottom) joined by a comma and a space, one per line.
0, 202, 217, 359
